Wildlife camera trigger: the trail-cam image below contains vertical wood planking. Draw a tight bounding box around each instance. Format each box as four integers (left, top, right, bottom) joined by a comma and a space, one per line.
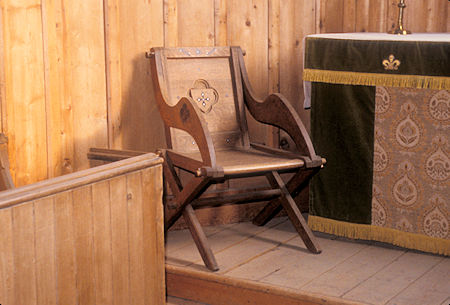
403, 0, 427, 33
2, 0, 48, 186
0, 0, 448, 184
0, 209, 14, 305
42, 0, 75, 177
115, 0, 165, 152
423, 0, 448, 32
63, 0, 108, 171
355, 0, 370, 32
126, 171, 145, 305
34, 197, 57, 305
215, 0, 228, 46
54, 191, 77, 305
12, 204, 37, 305
142, 166, 165, 305
165, 0, 179, 47
279, 0, 315, 131
228, 0, 269, 145
0, 5, 6, 132
72, 185, 96, 305
368, 0, 388, 32
110, 175, 130, 304
343, 0, 356, 32
92, 180, 114, 304
319, 0, 344, 33
176, 0, 215, 46
267, 0, 281, 147
104, 0, 123, 149
386, 0, 398, 32
448, 3, 450, 33
268, 0, 280, 95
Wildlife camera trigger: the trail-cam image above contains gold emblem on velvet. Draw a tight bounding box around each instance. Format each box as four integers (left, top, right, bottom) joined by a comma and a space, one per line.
382, 54, 401, 71
189, 79, 219, 114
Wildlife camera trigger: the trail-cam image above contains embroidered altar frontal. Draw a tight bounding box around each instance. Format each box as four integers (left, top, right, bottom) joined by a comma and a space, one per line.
304, 33, 449, 255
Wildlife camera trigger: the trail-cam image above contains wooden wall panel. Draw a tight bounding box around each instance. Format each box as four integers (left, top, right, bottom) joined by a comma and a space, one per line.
34, 197, 57, 305
91, 180, 114, 305
64, 1, 108, 171
110, 0, 165, 152
12, 204, 37, 305
1, 0, 48, 185
54, 191, 77, 305
166, 0, 215, 47
109, 175, 131, 304
228, 0, 269, 145
0, 0, 447, 185
0, 209, 14, 304
142, 166, 165, 305
0, 155, 165, 305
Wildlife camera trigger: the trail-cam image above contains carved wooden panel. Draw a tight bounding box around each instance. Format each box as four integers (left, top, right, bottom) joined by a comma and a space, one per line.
164, 52, 245, 153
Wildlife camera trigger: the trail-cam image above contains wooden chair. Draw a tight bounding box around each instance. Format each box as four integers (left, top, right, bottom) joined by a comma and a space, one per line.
0, 133, 14, 191
147, 46, 325, 271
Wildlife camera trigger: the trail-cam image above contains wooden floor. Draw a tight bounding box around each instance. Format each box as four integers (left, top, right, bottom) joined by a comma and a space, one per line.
166, 216, 450, 305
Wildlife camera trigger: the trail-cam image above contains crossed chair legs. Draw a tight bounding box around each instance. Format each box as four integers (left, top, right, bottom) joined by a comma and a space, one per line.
161, 150, 321, 272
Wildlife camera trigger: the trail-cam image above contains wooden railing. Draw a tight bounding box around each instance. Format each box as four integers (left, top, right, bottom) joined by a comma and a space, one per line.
0, 153, 165, 305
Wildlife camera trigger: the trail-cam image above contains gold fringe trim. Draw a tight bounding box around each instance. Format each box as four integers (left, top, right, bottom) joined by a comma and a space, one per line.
303, 69, 450, 90
308, 215, 450, 256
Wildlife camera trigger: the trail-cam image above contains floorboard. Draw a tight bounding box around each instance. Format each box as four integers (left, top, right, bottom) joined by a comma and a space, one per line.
166, 217, 450, 305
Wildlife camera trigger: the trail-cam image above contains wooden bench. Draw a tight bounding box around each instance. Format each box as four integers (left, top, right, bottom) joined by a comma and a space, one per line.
0, 153, 166, 305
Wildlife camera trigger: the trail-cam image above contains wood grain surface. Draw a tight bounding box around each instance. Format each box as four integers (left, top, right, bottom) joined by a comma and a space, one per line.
0, 0, 446, 187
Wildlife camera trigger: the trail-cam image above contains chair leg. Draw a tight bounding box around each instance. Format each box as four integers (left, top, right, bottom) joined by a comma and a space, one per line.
253, 169, 317, 226
266, 171, 321, 254
183, 204, 219, 271
161, 151, 219, 270
165, 176, 211, 230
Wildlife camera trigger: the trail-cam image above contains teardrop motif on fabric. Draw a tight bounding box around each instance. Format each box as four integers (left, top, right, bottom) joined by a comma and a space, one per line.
393, 174, 418, 206
373, 139, 388, 172
423, 206, 448, 239
428, 90, 449, 122
395, 114, 420, 148
425, 146, 450, 181
396, 217, 414, 233
375, 86, 391, 114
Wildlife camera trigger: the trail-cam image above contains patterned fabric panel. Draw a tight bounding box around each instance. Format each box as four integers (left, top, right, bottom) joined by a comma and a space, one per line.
372, 87, 449, 240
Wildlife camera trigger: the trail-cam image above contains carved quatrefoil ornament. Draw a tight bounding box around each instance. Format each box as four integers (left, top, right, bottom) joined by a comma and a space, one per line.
189, 79, 219, 113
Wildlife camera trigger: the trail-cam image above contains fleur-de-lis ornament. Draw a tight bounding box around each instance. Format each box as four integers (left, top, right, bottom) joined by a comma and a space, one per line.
382, 54, 401, 70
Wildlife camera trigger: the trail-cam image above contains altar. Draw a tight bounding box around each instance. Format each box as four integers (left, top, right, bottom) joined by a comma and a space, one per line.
304, 33, 449, 255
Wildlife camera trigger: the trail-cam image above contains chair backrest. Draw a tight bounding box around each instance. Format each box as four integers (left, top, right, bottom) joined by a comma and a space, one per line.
152, 47, 249, 154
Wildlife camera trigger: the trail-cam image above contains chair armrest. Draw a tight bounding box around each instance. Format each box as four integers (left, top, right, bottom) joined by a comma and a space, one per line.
159, 97, 218, 168
236, 48, 321, 168
152, 82, 216, 167
149, 48, 217, 167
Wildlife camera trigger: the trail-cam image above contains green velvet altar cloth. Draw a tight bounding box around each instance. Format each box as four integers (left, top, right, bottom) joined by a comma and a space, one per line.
304, 33, 450, 255
305, 37, 450, 77
310, 83, 375, 224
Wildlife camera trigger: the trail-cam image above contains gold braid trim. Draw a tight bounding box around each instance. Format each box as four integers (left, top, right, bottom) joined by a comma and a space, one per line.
303, 69, 450, 90
308, 215, 450, 256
